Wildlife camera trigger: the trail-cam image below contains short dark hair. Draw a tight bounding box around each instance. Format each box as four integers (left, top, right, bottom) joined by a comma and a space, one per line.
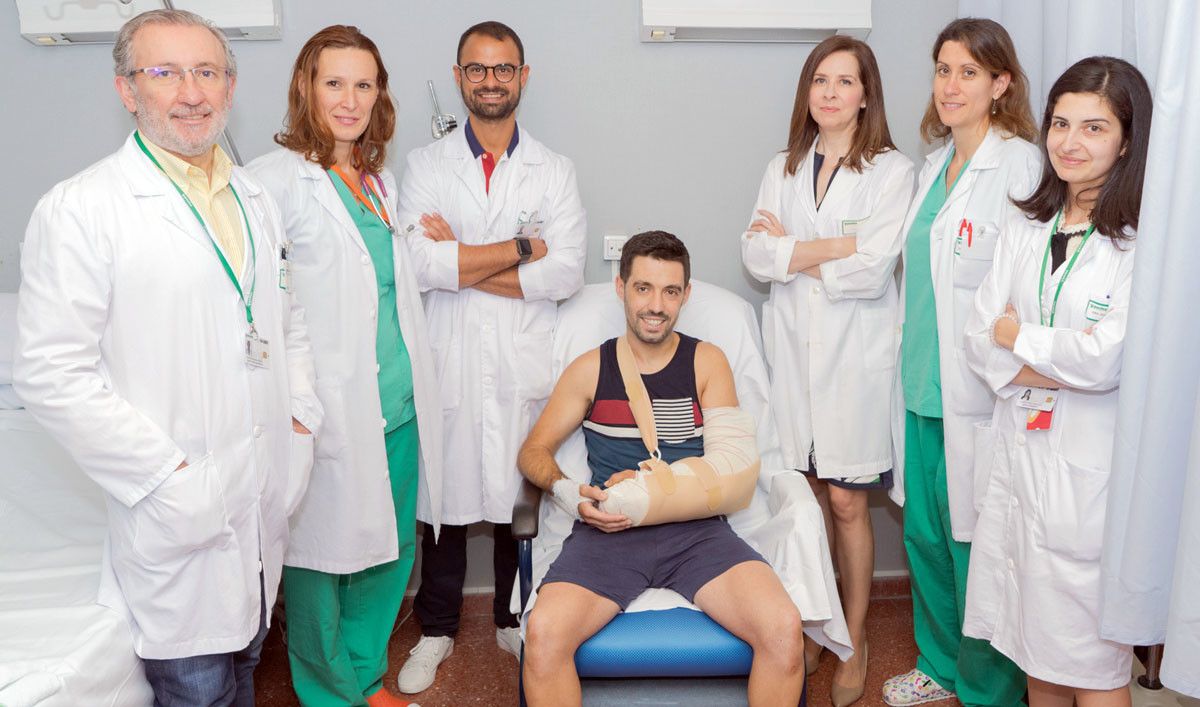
457, 21, 524, 65
1014, 56, 1152, 241
619, 231, 691, 285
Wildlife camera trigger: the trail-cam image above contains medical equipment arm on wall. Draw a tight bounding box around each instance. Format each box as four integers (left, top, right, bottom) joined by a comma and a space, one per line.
428, 80, 457, 139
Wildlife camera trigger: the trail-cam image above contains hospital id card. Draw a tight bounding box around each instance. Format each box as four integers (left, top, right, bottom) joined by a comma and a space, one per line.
516, 209, 543, 238
841, 218, 866, 236
1085, 298, 1110, 322
1017, 386, 1058, 431
245, 331, 270, 369
278, 241, 293, 292
1015, 386, 1058, 412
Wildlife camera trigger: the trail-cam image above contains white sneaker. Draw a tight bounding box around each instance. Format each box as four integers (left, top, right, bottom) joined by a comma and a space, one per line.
496, 626, 522, 660
396, 635, 454, 694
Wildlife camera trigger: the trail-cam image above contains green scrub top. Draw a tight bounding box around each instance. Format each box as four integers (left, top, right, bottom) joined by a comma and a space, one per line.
329, 172, 416, 431
901, 152, 969, 418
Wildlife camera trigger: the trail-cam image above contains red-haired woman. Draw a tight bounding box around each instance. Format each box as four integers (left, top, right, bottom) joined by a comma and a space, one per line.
740, 34, 914, 706
249, 25, 442, 707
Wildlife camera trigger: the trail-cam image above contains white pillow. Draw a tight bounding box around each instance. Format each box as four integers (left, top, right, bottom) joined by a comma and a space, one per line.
0, 292, 16, 385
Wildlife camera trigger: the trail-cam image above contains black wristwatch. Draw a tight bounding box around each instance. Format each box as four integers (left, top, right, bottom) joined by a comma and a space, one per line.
514, 237, 533, 264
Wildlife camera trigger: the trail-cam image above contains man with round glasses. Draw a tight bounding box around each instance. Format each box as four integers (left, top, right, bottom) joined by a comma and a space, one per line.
13, 9, 320, 705
394, 19, 587, 695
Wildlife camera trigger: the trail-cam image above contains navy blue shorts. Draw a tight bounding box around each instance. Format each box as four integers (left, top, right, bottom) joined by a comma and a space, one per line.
540, 516, 766, 610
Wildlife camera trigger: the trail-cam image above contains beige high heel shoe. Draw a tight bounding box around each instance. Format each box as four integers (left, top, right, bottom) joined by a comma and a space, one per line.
804, 638, 824, 676
830, 642, 868, 707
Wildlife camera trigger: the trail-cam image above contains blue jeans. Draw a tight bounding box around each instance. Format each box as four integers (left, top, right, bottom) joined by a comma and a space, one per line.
142, 580, 268, 707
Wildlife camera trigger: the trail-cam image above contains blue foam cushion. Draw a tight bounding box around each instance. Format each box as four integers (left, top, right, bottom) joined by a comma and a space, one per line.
574, 608, 753, 678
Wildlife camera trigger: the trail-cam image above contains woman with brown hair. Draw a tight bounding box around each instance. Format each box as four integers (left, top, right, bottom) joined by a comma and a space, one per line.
739, 34, 914, 706
249, 25, 442, 707
883, 17, 1039, 707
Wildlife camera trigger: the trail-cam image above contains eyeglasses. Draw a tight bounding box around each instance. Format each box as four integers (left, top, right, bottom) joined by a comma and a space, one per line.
457, 63, 523, 84
127, 65, 232, 88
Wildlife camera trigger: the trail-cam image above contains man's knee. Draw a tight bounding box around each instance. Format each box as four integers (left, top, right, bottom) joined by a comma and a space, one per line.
524, 601, 584, 672
752, 603, 804, 673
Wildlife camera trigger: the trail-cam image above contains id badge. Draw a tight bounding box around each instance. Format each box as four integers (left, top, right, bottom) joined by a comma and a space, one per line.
841, 218, 866, 236
954, 234, 964, 255
278, 241, 292, 292
1015, 386, 1058, 412
1027, 409, 1054, 430
245, 330, 270, 369
1017, 386, 1058, 431
1085, 298, 1110, 322
516, 209, 543, 238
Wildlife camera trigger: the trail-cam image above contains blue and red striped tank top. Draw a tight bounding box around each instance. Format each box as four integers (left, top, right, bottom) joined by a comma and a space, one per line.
582, 334, 705, 487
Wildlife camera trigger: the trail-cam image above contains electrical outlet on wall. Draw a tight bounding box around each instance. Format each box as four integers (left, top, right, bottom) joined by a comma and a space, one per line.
603, 235, 627, 261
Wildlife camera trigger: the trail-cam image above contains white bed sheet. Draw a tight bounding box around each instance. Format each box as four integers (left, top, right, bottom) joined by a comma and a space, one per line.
0, 410, 152, 706
517, 281, 853, 659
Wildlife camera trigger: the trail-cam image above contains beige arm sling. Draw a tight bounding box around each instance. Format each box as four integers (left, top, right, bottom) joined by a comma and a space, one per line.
597, 336, 760, 526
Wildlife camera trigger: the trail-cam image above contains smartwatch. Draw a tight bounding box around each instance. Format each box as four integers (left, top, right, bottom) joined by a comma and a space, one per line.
514, 237, 533, 264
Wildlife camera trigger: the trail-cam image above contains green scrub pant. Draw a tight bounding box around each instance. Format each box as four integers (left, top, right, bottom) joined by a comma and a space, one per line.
282, 418, 419, 707
903, 411, 1025, 706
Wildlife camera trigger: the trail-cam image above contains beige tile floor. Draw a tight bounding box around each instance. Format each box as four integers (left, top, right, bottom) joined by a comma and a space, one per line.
1132, 661, 1200, 707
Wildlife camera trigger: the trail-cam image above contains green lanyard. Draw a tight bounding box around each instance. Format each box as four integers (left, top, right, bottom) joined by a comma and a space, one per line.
134, 131, 258, 328
1037, 210, 1096, 327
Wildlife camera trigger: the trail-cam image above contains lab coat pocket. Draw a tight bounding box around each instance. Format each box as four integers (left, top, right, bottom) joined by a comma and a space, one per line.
972, 421, 996, 512
286, 432, 315, 517
514, 330, 554, 401
314, 379, 348, 459
858, 308, 895, 370
133, 454, 231, 565
951, 222, 999, 290
1040, 455, 1109, 561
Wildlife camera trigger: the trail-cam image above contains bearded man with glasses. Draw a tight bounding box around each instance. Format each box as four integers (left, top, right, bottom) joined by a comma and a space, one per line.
13, 9, 321, 706
394, 19, 587, 696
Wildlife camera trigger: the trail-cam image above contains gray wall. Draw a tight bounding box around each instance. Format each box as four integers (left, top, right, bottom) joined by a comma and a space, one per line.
0, 1, 957, 590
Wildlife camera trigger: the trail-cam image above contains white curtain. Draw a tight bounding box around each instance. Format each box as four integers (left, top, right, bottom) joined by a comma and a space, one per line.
1099, 0, 1200, 695
958, 0, 1168, 115
961, 0, 1200, 696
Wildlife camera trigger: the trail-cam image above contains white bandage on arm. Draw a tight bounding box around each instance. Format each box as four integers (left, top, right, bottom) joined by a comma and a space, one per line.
599, 407, 760, 526
550, 478, 584, 520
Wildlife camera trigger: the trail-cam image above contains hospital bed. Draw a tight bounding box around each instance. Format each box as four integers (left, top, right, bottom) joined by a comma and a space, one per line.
0, 292, 153, 707
512, 280, 852, 704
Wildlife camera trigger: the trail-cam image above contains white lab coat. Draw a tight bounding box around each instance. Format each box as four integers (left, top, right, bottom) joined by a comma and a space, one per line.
12, 133, 322, 660
248, 148, 444, 573
741, 147, 914, 477
889, 128, 1041, 541
961, 214, 1135, 688
395, 127, 586, 524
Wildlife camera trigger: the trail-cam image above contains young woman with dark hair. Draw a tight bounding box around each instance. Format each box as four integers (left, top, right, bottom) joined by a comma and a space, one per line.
962, 55, 1152, 707
248, 25, 443, 707
739, 34, 914, 706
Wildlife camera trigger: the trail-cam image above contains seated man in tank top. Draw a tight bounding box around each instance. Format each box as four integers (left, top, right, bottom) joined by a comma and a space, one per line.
517, 231, 805, 707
